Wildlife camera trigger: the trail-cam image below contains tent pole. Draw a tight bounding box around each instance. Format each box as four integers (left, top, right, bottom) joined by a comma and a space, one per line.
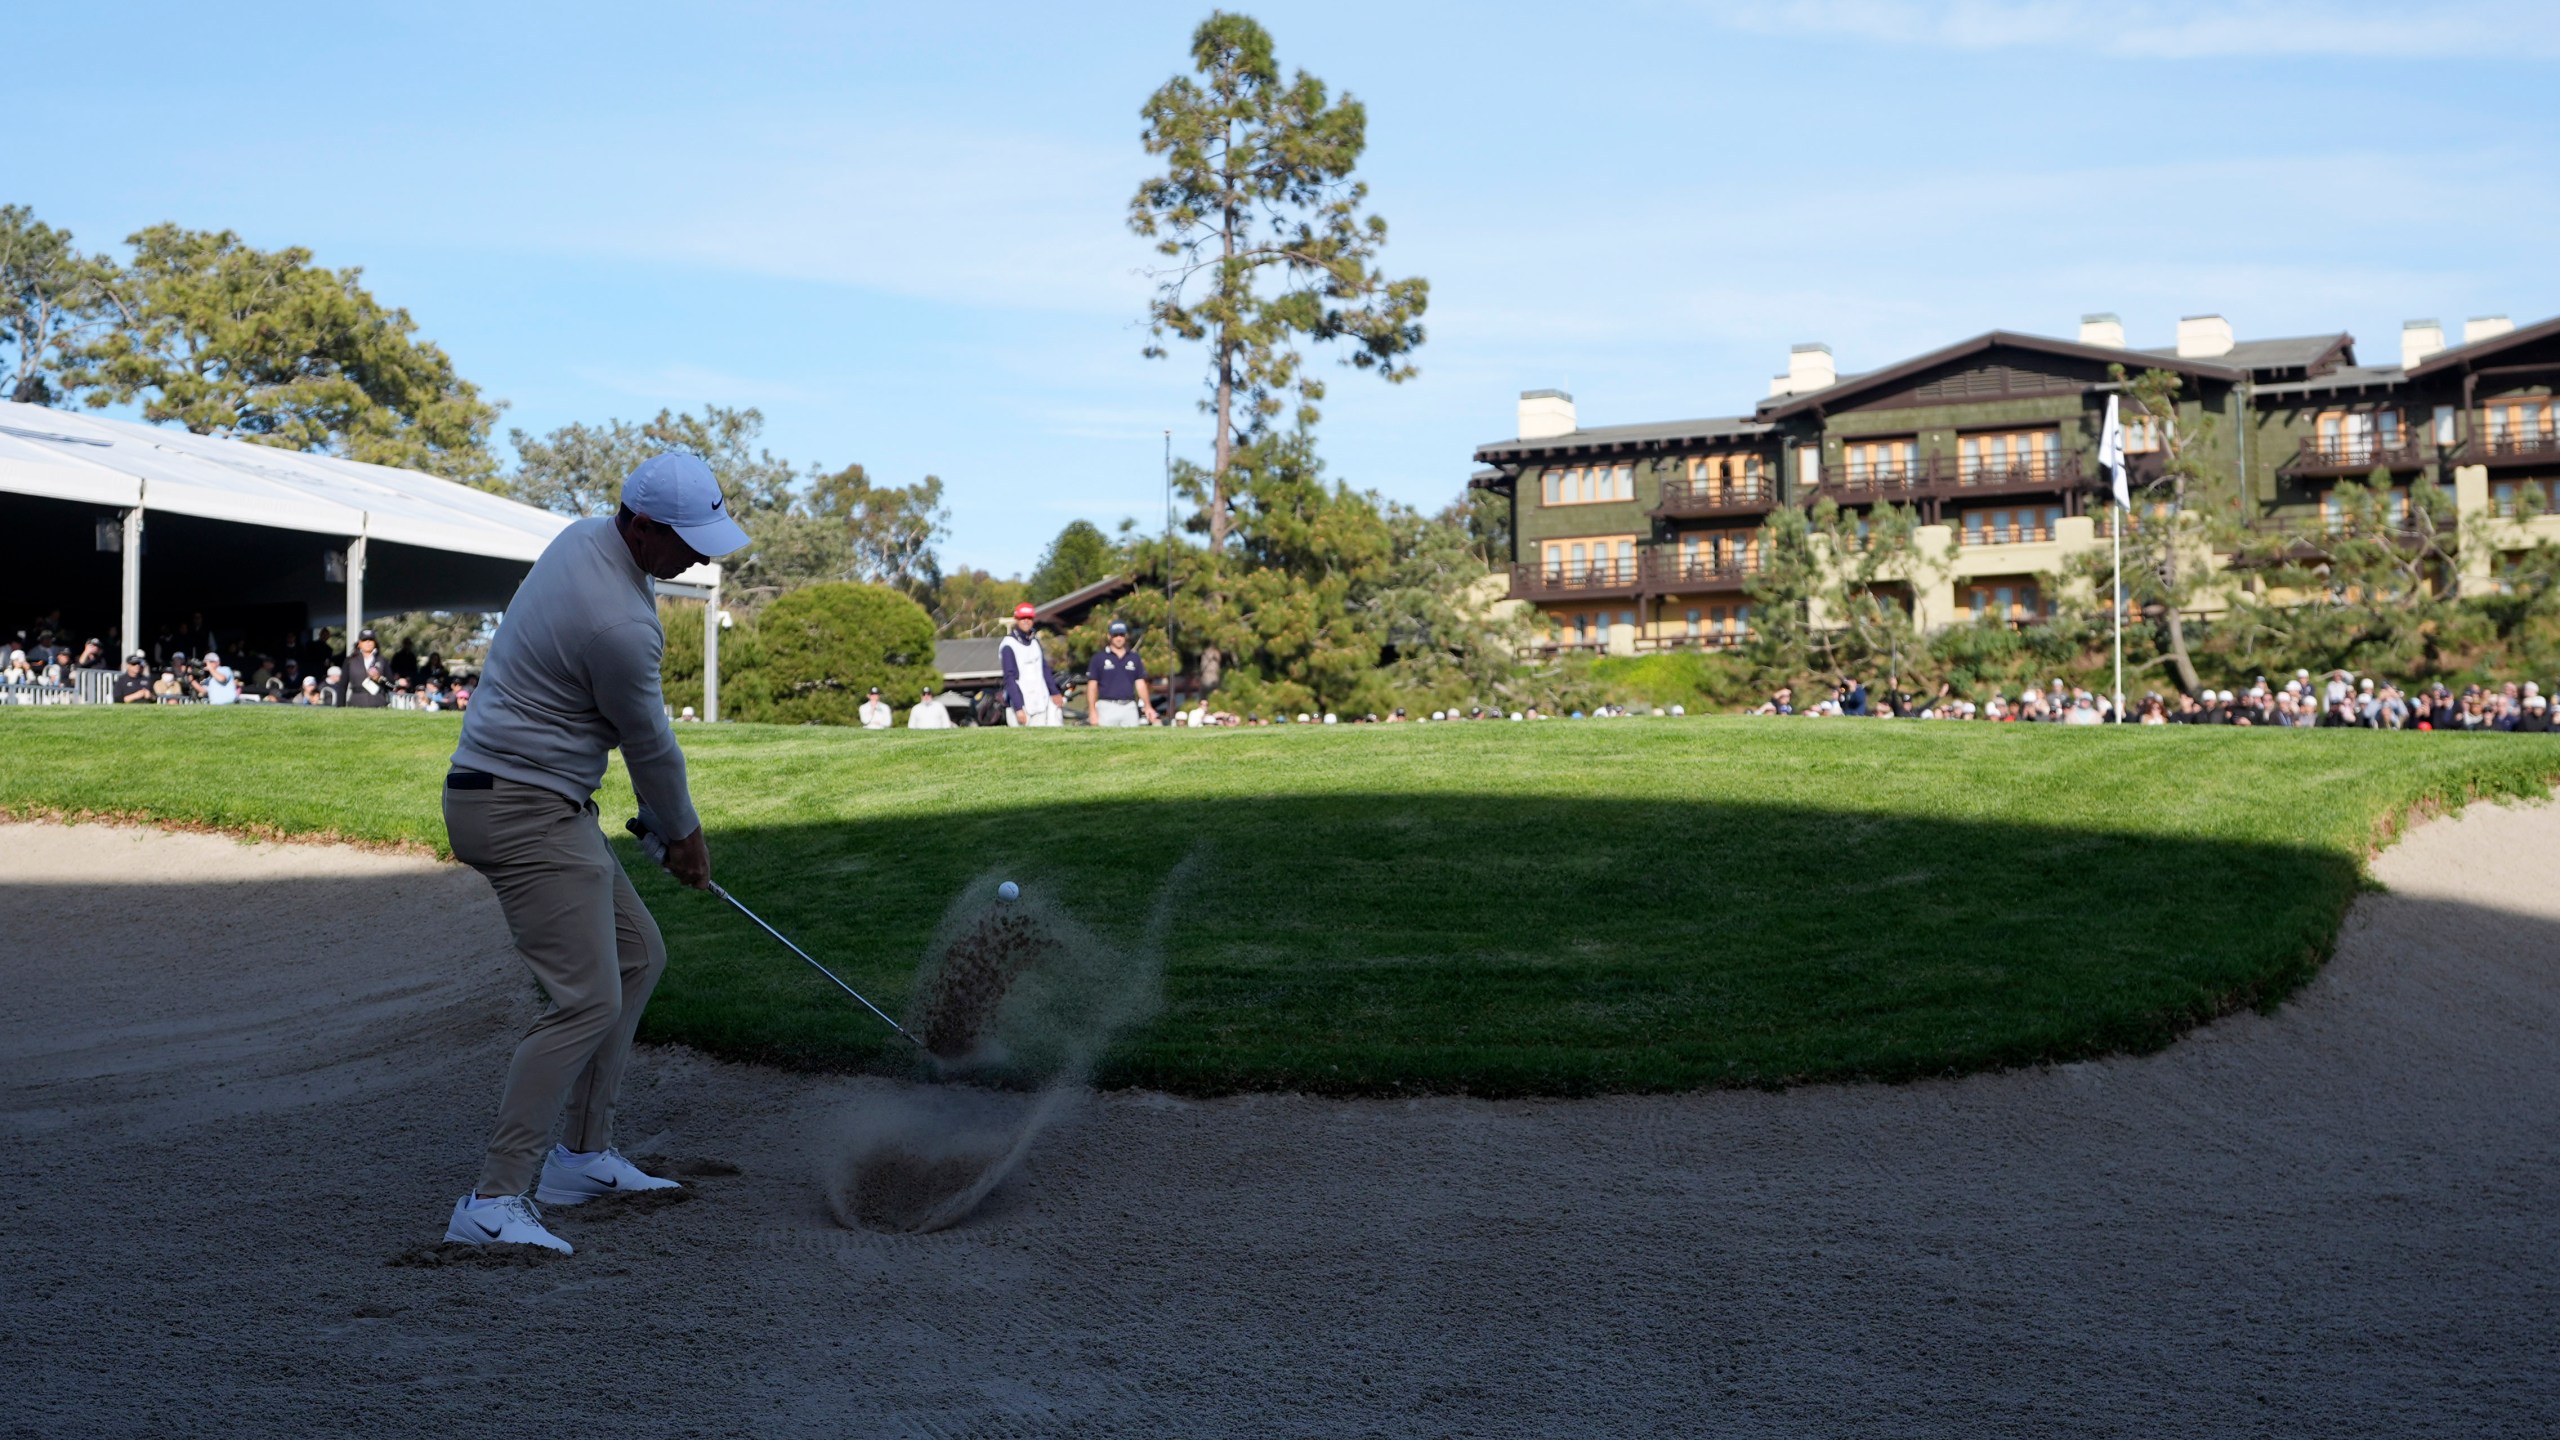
345, 526, 368, 650
120, 505, 145, 661
702, 562, 721, 724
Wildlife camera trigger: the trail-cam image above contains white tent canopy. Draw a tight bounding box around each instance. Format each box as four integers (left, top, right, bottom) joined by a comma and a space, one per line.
0, 401, 726, 715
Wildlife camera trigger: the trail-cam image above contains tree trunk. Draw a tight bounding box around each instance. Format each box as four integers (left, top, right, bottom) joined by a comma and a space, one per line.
2158, 479, 2201, 695
1198, 185, 1238, 694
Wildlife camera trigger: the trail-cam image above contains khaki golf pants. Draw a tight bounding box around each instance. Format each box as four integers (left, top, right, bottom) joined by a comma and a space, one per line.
444, 778, 666, 1196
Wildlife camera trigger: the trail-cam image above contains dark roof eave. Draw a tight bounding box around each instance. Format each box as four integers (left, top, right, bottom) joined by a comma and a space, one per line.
2407, 313, 2560, 379
1754, 330, 2243, 422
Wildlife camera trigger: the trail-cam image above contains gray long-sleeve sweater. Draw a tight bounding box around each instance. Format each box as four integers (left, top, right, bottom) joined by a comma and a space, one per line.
451, 518, 700, 841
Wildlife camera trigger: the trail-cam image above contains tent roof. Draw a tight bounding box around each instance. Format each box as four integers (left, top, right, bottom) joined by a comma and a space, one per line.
0, 401, 716, 586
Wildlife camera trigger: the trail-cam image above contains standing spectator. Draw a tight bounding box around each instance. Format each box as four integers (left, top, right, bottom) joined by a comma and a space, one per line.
347, 658, 391, 708
999, 603, 1065, 727
1085, 621, 1156, 728
323, 664, 348, 704
346, 628, 385, 682
858, 686, 894, 729
908, 683, 955, 730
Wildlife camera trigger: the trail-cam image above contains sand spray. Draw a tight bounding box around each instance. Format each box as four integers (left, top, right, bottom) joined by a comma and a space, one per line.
819, 851, 1197, 1233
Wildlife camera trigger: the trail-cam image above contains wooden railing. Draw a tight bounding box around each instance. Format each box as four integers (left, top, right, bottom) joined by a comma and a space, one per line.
2286, 437, 2424, 475
1654, 475, 1777, 515
2481, 429, 2560, 463
1509, 558, 1643, 600
1642, 550, 1760, 589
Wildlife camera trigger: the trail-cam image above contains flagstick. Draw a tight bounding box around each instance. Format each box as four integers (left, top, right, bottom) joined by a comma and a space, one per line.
2112, 516, 2125, 722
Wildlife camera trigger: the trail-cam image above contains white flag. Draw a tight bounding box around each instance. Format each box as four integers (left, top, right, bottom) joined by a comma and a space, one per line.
2099, 394, 2130, 509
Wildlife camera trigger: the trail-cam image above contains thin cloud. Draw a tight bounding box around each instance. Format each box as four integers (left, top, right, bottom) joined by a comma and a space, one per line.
1695, 1, 2560, 60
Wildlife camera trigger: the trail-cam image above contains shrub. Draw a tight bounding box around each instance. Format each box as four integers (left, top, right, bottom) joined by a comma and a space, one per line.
743, 582, 939, 725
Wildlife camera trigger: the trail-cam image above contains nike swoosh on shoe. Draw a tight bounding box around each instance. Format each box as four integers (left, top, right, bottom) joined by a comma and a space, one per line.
475, 1220, 503, 1238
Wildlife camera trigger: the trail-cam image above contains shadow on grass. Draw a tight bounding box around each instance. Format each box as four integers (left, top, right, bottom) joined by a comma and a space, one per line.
626, 793, 2374, 1096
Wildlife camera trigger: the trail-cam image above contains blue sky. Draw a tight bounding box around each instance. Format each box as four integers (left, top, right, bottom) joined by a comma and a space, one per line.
12, 1, 2555, 572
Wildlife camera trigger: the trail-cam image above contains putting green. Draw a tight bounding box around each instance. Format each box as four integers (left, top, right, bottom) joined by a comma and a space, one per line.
5, 707, 2554, 1093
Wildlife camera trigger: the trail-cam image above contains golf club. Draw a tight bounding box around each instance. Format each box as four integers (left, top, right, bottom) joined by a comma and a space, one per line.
625, 817, 927, 1051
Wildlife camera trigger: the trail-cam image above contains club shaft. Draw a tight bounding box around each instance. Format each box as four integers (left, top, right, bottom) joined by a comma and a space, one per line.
710, 882, 925, 1049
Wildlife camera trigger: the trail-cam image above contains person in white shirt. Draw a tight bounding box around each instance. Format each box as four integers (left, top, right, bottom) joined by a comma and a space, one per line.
907, 683, 955, 729
999, 603, 1064, 727
858, 686, 894, 729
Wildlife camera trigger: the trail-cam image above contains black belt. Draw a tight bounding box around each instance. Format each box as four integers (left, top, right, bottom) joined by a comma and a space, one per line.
445, 770, 495, 790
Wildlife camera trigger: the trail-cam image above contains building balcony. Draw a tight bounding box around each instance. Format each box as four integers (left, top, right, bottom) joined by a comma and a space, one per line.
2472, 430, 2560, 467
1941, 450, 2085, 495
1509, 558, 1643, 601
1825, 462, 1927, 502
1641, 550, 1760, 593
1953, 522, 2059, 548
1651, 475, 1778, 519
1633, 631, 1749, 653
1822, 451, 2087, 504
2281, 438, 2427, 478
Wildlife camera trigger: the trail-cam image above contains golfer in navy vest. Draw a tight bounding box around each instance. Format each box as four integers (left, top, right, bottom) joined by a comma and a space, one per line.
1085, 620, 1156, 727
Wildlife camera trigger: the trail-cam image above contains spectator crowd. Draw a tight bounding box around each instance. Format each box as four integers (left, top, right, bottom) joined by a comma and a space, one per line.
1749, 669, 2560, 731
4, 612, 472, 711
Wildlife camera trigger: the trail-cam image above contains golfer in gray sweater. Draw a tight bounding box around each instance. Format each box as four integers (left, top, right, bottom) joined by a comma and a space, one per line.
439, 453, 747, 1253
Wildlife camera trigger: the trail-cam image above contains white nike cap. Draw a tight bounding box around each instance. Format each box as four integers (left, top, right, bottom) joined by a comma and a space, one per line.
622, 453, 750, 558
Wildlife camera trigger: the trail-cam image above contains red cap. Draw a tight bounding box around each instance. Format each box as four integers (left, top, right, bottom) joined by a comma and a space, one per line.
1013, 603, 1038, 619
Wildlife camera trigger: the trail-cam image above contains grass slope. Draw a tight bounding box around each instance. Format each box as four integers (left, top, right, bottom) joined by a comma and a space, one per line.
4, 708, 2554, 1094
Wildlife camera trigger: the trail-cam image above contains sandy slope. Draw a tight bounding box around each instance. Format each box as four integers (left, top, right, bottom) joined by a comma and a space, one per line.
2, 804, 2555, 1439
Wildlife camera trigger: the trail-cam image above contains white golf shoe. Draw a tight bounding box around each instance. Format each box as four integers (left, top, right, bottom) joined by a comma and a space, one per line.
443, 1194, 572, 1253
535, 1146, 681, 1206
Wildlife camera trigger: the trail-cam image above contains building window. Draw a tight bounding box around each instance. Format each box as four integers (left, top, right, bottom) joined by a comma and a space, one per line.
1964, 581, 2047, 623
2484, 399, 2557, 454
1959, 429, 2060, 482
2314, 410, 2402, 463
1842, 438, 1917, 486
2123, 414, 2163, 454
1677, 529, 1755, 574
1541, 462, 1635, 506
2321, 486, 2410, 533
1687, 453, 1765, 501
2492, 479, 2560, 517
1961, 506, 2063, 545
2435, 405, 2458, 446
1684, 607, 1701, 637
1540, 535, 1638, 583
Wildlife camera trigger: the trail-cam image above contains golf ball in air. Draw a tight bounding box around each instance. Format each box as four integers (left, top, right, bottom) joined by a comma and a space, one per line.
997, 881, 1020, 902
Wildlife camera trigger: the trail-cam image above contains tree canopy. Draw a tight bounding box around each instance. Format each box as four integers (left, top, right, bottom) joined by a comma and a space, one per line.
1027, 520, 1118, 603
62, 224, 501, 484
0, 205, 116, 406
1131, 10, 1426, 687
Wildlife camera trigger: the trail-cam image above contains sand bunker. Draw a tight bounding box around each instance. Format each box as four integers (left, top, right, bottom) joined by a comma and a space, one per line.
822, 1085, 1074, 1233
9, 813, 2558, 1436
830, 866, 1190, 1232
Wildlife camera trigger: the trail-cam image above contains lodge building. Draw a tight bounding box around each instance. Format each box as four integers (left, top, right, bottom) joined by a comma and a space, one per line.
1470, 312, 2560, 653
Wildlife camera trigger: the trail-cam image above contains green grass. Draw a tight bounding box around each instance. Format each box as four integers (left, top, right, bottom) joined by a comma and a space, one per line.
5, 707, 2556, 1095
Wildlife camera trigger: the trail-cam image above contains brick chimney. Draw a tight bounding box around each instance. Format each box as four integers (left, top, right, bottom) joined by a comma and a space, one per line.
2401, 319, 2445, 370
2175, 314, 2234, 359
1518, 389, 1576, 440
2078, 313, 2125, 348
